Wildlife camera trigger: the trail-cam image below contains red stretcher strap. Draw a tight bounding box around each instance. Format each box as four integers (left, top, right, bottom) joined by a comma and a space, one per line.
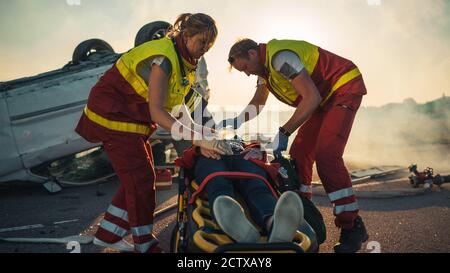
188, 171, 279, 205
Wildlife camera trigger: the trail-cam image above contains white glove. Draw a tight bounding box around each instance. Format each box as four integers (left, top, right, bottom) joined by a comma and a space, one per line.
193, 139, 234, 155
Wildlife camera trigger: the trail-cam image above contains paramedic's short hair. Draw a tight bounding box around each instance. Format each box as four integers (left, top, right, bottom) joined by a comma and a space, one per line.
228, 38, 259, 64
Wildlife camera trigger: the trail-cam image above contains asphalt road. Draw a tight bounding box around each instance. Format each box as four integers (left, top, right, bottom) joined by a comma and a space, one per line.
0, 174, 449, 253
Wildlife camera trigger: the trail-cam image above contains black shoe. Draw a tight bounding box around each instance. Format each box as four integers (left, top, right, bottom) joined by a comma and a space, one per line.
334, 216, 369, 253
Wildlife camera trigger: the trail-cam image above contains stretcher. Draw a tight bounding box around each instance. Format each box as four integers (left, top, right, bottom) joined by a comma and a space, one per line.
170, 139, 326, 253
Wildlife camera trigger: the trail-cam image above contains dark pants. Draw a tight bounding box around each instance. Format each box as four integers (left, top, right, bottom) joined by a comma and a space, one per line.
194, 155, 277, 229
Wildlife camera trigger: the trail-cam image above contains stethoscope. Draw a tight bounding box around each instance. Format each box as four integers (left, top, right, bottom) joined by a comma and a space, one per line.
172, 38, 190, 87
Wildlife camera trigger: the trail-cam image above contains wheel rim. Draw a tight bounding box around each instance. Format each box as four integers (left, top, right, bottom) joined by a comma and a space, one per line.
151, 28, 167, 40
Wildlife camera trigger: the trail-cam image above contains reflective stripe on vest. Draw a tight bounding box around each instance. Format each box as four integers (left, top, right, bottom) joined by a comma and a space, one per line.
83, 106, 151, 135
266, 39, 361, 106
320, 67, 361, 107
186, 91, 202, 113
115, 37, 196, 112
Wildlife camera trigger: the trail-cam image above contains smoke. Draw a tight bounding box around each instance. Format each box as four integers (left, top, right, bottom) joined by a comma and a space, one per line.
357, 0, 450, 107
345, 96, 450, 172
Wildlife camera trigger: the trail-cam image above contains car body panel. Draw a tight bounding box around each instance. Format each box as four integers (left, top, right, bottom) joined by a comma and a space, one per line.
0, 54, 118, 182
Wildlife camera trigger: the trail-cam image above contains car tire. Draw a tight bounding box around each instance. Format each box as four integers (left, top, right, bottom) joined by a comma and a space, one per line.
134, 21, 172, 47
72, 39, 114, 64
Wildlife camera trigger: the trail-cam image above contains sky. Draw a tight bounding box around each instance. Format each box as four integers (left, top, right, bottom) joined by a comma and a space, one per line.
0, 0, 449, 108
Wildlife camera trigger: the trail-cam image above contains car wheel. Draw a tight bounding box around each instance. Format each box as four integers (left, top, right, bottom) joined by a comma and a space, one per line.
72, 39, 114, 64
134, 21, 172, 47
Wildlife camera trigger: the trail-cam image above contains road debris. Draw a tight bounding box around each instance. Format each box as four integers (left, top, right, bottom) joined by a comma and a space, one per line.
408, 164, 450, 188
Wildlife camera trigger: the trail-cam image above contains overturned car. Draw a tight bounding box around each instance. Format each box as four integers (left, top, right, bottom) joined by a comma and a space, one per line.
0, 21, 172, 192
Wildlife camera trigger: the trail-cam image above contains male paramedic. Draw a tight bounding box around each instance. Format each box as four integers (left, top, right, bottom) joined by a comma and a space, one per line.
221, 38, 368, 253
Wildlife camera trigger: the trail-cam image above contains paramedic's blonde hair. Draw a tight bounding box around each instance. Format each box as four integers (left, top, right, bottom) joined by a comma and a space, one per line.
227, 38, 259, 71
228, 38, 259, 64
167, 13, 218, 46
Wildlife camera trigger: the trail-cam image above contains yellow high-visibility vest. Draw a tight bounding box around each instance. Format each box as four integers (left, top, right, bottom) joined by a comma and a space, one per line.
266, 39, 361, 106
116, 37, 196, 112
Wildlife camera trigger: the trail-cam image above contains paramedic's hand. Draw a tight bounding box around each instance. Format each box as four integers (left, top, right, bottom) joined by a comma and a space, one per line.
193, 139, 233, 155
200, 147, 222, 160
267, 127, 290, 159
216, 118, 239, 130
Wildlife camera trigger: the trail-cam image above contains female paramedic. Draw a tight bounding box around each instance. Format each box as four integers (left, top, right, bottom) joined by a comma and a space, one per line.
75, 13, 232, 253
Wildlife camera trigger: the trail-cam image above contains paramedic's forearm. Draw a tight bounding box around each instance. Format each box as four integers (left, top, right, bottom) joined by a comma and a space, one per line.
182, 107, 214, 135
283, 71, 322, 133
148, 64, 199, 140
236, 101, 264, 123
177, 104, 200, 131
282, 97, 319, 133
237, 85, 269, 123
149, 106, 197, 139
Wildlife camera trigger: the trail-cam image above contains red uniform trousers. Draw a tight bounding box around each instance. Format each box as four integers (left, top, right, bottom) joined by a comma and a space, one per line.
94, 132, 158, 252
289, 77, 366, 230
75, 69, 159, 252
